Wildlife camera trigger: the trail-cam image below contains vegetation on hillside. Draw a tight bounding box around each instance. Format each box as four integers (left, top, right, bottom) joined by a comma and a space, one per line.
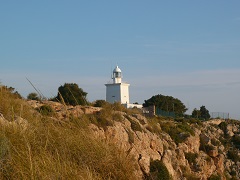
53, 83, 88, 106
192, 105, 211, 120
143, 94, 187, 116
1, 83, 240, 179
0, 86, 137, 179
27, 92, 40, 101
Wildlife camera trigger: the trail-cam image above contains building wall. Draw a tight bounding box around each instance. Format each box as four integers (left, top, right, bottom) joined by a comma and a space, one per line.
123, 103, 142, 109
120, 83, 130, 104
105, 83, 129, 104
105, 84, 121, 103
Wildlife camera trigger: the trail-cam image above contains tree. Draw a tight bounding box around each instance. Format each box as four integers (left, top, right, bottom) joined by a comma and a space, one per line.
27, 92, 40, 101
54, 83, 88, 106
192, 108, 201, 118
143, 94, 187, 116
192, 106, 211, 120
199, 105, 210, 120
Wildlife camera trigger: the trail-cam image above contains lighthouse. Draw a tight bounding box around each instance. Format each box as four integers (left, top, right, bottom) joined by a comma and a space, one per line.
105, 66, 130, 104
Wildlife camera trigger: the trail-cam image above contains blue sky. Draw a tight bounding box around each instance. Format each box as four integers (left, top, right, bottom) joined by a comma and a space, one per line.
0, 1, 240, 119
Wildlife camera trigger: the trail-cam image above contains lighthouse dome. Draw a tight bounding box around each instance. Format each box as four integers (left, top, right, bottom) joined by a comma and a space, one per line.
113, 66, 121, 73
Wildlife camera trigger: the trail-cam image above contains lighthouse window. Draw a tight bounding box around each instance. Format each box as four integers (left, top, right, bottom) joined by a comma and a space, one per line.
115, 72, 121, 77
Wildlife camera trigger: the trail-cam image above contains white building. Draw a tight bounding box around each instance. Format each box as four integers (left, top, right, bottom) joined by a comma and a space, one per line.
105, 66, 142, 108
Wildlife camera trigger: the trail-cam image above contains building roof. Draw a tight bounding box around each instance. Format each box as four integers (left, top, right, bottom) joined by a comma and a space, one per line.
113, 66, 121, 73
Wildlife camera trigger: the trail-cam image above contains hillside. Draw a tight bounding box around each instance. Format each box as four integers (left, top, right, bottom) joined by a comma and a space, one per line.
0, 88, 240, 179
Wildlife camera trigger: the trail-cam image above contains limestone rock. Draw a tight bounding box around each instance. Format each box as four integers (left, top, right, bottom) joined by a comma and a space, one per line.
162, 150, 176, 179
138, 154, 150, 175
195, 152, 216, 179
200, 133, 211, 144
213, 154, 225, 175
184, 131, 200, 153
132, 114, 148, 125
25, 100, 240, 180
226, 124, 238, 137
208, 149, 218, 158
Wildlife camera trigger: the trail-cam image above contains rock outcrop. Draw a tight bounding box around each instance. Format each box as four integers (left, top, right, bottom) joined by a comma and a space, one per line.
87, 113, 240, 180
27, 101, 240, 180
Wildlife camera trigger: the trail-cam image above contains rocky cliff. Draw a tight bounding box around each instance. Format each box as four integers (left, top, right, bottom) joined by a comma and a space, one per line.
27, 101, 240, 179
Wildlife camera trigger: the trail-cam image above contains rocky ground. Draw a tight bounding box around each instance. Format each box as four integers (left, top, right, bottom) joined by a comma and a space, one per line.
24, 100, 240, 179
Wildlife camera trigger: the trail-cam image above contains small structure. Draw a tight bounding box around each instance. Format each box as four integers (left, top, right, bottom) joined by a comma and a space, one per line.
105, 66, 142, 108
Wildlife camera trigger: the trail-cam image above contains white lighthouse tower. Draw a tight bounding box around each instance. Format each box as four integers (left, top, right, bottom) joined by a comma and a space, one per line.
105, 66, 130, 104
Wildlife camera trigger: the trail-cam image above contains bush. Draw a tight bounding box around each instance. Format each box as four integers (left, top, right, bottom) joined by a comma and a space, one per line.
54, 83, 88, 106
208, 174, 221, 180
93, 99, 109, 107
148, 160, 170, 180
218, 122, 228, 136
232, 135, 240, 149
200, 143, 215, 153
227, 150, 240, 163
178, 123, 195, 136
185, 152, 198, 165
37, 105, 55, 116
27, 92, 40, 101
211, 138, 221, 146
91, 110, 114, 130
160, 121, 194, 144
124, 115, 142, 132
146, 118, 161, 135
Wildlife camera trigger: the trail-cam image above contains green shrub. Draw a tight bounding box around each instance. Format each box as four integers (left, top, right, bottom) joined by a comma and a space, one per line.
218, 122, 228, 136
206, 156, 212, 162
178, 123, 195, 136
188, 118, 203, 125
93, 99, 109, 107
37, 105, 55, 116
211, 138, 221, 146
160, 121, 194, 144
146, 118, 162, 135
124, 116, 142, 132
54, 83, 88, 106
111, 102, 127, 112
112, 112, 123, 122
90, 103, 125, 129
185, 152, 198, 165
227, 150, 240, 163
230, 170, 236, 176
232, 135, 240, 149
148, 160, 170, 180
208, 174, 221, 180
219, 135, 231, 147
130, 120, 142, 132
27, 92, 40, 101
97, 117, 114, 129
200, 143, 215, 153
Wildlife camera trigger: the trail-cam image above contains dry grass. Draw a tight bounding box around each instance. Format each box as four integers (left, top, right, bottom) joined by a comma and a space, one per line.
0, 87, 137, 180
